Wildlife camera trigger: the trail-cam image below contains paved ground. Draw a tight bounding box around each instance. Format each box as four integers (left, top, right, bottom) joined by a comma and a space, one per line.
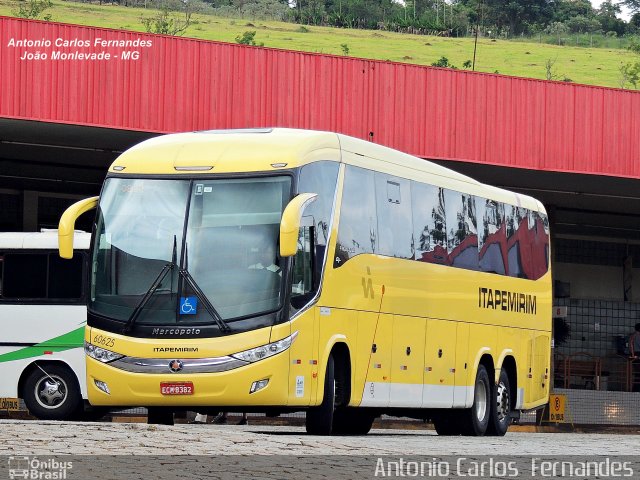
2, 421, 640, 479
1, 421, 638, 456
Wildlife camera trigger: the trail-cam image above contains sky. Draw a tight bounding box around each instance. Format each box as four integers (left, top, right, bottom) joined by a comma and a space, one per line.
590, 0, 634, 21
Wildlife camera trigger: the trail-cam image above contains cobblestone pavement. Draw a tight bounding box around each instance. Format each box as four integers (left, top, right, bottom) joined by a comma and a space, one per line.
1, 420, 638, 456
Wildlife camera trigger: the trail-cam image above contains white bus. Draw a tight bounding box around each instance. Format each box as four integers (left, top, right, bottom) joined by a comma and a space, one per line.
0, 231, 90, 420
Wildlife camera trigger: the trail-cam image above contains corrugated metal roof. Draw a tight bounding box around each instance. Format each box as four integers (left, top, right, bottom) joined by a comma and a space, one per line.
1, 16, 639, 178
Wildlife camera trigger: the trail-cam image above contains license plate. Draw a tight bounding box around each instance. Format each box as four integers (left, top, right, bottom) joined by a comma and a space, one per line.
0, 397, 20, 411
160, 382, 194, 395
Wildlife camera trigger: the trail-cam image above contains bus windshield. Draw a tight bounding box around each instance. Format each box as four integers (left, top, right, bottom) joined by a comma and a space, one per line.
90, 176, 292, 327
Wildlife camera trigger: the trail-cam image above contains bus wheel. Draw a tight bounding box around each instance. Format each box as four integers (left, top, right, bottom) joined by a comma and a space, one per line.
306, 355, 337, 435
486, 369, 511, 436
432, 412, 462, 436
23, 364, 82, 421
461, 364, 491, 436
147, 408, 175, 425
333, 408, 375, 435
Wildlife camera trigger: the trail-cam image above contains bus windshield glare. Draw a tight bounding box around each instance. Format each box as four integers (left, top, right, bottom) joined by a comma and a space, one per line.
90, 176, 292, 327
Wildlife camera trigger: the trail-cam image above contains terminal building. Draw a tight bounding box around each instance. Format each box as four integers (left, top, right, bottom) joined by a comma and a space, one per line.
1, 15, 639, 424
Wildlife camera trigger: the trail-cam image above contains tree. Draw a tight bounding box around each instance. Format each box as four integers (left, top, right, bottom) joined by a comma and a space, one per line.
596, 0, 626, 35
618, 0, 640, 15
140, 0, 200, 36
619, 39, 640, 89
13, 0, 52, 20
545, 21, 569, 44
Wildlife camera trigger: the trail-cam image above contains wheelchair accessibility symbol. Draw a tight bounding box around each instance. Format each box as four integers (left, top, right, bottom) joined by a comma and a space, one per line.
180, 296, 198, 315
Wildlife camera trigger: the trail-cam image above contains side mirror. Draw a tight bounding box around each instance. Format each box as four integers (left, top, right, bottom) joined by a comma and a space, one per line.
59, 196, 99, 259
280, 193, 317, 257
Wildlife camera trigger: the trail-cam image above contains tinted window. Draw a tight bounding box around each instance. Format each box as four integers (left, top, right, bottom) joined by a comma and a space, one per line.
529, 211, 550, 280
444, 190, 478, 270
48, 254, 83, 299
506, 205, 530, 278
376, 174, 413, 259
1, 252, 85, 300
2, 254, 47, 298
412, 183, 448, 265
298, 162, 340, 261
334, 166, 377, 268
478, 199, 506, 275
294, 161, 339, 306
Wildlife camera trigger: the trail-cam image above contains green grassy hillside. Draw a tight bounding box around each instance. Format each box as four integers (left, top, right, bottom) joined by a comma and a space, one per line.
1, 0, 637, 88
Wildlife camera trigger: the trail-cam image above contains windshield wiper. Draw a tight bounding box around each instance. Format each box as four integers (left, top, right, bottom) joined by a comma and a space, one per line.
122, 236, 178, 334
122, 262, 174, 334
179, 243, 230, 333
121, 238, 231, 334
178, 268, 230, 333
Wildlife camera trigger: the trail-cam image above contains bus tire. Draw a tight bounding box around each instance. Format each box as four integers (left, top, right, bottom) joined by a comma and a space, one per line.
333, 408, 375, 435
486, 368, 511, 436
433, 412, 462, 436
23, 364, 82, 421
147, 407, 175, 425
461, 364, 491, 436
306, 355, 336, 435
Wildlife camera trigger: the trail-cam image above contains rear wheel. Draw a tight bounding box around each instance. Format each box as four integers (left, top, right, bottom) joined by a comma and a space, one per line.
486, 368, 511, 436
23, 364, 82, 420
306, 355, 339, 435
459, 364, 491, 436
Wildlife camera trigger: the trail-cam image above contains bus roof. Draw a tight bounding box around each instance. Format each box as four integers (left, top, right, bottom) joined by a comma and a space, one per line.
109, 128, 544, 213
0, 231, 90, 250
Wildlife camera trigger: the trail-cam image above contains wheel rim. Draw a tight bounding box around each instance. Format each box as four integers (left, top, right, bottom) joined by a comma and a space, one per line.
34, 375, 68, 409
475, 380, 488, 422
496, 381, 510, 423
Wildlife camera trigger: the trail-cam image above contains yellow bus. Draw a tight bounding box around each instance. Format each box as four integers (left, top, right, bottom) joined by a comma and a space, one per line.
59, 129, 551, 436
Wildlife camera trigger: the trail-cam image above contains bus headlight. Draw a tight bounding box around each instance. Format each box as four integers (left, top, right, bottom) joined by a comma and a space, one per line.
231, 331, 298, 363
84, 341, 124, 363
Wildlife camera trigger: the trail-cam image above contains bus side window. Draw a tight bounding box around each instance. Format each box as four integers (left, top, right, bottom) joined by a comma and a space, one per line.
530, 211, 550, 280
478, 199, 506, 275
48, 253, 83, 299
293, 161, 339, 309
334, 165, 377, 268
375, 174, 413, 259
412, 182, 448, 265
506, 205, 528, 278
291, 222, 314, 304
444, 190, 478, 271
2, 253, 47, 299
